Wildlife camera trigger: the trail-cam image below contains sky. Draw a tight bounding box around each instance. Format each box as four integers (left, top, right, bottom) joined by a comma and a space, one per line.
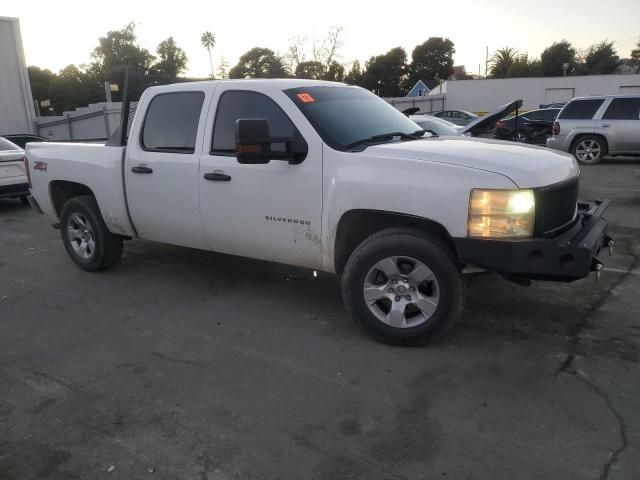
4, 0, 640, 78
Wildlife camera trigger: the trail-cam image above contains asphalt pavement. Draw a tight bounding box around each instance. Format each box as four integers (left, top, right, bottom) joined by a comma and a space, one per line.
1, 158, 639, 480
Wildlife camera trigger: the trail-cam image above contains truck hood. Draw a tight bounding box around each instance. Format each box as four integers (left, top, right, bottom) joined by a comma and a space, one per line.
364, 136, 579, 188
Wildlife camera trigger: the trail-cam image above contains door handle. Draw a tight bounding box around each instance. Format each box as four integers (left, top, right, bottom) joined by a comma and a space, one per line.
601, 124, 611, 128
131, 165, 153, 174
203, 172, 231, 182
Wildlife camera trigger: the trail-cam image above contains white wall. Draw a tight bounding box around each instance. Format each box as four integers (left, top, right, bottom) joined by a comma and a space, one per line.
0, 17, 36, 135
444, 74, 640, 113
37, 103, 122, 141
383, 94, 446, 114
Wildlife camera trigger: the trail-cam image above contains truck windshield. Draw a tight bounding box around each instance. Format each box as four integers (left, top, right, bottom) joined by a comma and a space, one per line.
284, 86, 424, 151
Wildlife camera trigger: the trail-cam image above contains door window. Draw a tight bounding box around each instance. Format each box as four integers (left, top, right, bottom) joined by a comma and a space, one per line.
141, 92, 204, 153
212, 90, 298, 155
602, 98, 640, 120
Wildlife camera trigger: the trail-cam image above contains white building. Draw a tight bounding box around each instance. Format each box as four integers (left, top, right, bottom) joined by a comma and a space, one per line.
435, 74, 640, 113
0, 17, 36, 135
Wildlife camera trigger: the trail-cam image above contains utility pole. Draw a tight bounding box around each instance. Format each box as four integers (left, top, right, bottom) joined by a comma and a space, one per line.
104, 82, 112, 103
485, 46, 489, 78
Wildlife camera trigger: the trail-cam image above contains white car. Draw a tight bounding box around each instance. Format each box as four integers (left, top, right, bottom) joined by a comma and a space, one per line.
409, 115, 463, 136
26, 80, 613, 345
0, 137, 29, 204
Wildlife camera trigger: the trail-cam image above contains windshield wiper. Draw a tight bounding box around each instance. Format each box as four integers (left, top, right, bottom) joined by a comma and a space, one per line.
346, 129, 426, 150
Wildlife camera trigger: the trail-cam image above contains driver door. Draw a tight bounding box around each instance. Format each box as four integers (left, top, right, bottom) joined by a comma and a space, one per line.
198, 88, 323, 269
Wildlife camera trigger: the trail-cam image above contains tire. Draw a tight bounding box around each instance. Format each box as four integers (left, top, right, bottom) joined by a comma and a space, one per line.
572, 135, 606, 165
511, 130, 530, 143
59, 195, 123, 272
341, 228, 465, 346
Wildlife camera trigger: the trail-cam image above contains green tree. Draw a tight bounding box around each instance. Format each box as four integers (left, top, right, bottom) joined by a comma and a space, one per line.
27, 66, 55, 107
540, 40, 577, 76
295, 60, 325, 79
362, 47, 408, 97
200, 31, 216, 78
489, 47, 519, 78
91, 23, 154, 81
154, 37, 188, 78
323, 61, 345, 82
408, 37, 455, 86
228, 47, 288, 79
631, 39, 640, 72
49, 65, 102, 113
344, 60, 364, 86
582, 41, 620, 74
506, 54, 542, 78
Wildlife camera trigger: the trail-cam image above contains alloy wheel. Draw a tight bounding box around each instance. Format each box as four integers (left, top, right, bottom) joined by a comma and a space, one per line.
67, 212, 96, 259
575, 139, 601, 163
363, 256, 440, 329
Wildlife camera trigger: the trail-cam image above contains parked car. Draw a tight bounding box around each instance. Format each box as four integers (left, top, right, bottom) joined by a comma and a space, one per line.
539, 102, 567, 109
409, 115, 462, 136
0, 137, 29, 203
547, 95, 640, 164
2, 134, 48, 149
26, 80, 612, 345
494, 108, 561, 144
408, 100, 522, 138
432, 110, 479, 126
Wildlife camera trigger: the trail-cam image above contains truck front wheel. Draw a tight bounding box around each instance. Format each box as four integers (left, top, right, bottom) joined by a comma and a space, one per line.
342, 228, 464, 345
60, 195, 123, 272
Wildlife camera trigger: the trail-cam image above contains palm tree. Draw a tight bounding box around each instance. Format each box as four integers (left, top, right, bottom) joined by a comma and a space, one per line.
200, 31, 216, 78
489, 47, 519, 78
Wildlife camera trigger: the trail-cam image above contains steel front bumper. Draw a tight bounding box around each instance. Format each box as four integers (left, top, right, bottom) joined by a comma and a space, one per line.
454, 200, 613, 282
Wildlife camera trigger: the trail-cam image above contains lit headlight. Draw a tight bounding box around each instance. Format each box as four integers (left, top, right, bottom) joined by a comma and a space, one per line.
468, 189, 535, 238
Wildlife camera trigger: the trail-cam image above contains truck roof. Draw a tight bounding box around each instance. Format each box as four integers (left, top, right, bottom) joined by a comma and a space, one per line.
146, 78, 348, 94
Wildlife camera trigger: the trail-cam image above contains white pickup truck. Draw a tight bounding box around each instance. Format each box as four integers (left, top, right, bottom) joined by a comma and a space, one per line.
26, 79, 613, 345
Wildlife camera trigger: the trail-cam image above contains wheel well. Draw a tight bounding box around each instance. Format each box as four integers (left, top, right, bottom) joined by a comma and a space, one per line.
570, 133, 608, 154
50, 181, 95, 217
334, 210, 457, 274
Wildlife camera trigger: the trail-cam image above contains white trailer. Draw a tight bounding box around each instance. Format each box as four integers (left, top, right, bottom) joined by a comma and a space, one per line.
0, 17, 36, 136
439, 74, 640, 113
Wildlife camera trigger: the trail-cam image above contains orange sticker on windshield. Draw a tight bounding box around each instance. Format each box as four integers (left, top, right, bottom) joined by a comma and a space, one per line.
296, 93, 315, 103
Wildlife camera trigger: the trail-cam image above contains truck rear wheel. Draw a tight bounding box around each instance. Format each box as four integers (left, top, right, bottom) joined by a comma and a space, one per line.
60, 195, 123, 272
342, 228, 464, 345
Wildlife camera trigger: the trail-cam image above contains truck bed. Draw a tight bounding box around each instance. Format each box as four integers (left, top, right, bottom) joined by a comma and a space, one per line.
26, 142, 135, 237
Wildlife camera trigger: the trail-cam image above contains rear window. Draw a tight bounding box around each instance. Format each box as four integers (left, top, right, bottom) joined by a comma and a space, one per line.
141, 92, 204, 153
559, 99, 605, 120
527, 109, 559, 121
0, 137, 20, 151
602, 98, 640, 120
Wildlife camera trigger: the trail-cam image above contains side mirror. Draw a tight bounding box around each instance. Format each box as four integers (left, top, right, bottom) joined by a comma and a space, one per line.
234, 118, 308, 165
235, 118, 272, 164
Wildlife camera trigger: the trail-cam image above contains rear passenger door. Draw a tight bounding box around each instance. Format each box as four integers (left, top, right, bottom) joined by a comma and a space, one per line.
557, 98, 605, 139
598, 97, 640, 153
125, 89, 211, 249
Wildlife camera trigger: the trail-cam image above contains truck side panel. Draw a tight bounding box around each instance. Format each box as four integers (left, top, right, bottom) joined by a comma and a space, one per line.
26, 142, 135, 237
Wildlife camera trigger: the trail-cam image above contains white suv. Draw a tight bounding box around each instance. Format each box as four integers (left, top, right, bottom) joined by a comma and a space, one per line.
547, 95, 640, 164
0, 137, 29, 203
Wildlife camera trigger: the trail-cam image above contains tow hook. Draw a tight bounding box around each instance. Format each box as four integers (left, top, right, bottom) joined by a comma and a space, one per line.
592, 261, 604, 281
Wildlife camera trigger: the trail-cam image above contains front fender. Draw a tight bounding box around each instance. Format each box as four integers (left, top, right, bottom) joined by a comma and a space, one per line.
320, 146, 517, 272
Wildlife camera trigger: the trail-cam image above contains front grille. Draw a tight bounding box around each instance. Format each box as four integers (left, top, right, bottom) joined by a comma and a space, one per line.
534, 177, 579, 236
